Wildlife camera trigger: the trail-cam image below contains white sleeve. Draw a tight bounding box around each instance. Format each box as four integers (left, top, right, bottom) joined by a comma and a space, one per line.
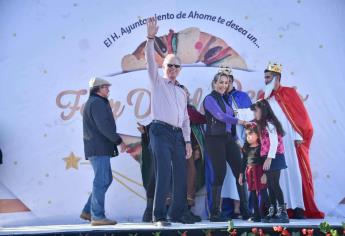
145, 39, 159, 84
267, 123, 278, 159
182, 103, 191, 142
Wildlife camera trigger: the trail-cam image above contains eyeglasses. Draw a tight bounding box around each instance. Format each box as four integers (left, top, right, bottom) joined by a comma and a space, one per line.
167, 64, 181, 69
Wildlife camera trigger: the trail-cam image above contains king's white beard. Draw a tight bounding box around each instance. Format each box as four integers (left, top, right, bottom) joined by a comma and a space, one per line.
264, 77, 276, 99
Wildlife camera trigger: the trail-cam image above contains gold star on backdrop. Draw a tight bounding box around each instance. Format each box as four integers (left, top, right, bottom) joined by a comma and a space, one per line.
63, 152, 81, 170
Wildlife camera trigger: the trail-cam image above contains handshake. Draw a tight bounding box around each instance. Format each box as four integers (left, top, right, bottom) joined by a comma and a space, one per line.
119, 142, 129, 153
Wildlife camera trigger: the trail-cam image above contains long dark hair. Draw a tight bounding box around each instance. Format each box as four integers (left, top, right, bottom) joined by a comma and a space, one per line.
251, 99, 285, 136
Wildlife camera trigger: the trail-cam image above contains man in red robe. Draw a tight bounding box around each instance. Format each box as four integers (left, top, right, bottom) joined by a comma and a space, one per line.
259, 63, 324, 219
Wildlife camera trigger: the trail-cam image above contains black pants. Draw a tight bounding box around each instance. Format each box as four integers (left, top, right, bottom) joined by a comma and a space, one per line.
205, 134, 242, 186
266, 170, 284, 205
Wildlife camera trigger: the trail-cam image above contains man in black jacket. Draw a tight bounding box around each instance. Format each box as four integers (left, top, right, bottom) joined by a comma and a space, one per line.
80, 77, 127, 226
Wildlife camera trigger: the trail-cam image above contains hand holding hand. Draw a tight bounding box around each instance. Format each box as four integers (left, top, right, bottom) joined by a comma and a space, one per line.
119, 142, 128, 153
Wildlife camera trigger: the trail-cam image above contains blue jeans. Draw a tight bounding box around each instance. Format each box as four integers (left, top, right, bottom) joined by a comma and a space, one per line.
149, 122, 187, 221
82, 156, 113, 220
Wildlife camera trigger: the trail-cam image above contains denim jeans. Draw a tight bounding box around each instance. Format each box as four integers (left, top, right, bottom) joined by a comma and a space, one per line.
149, 122, 187, 221
82, 156, 113, 220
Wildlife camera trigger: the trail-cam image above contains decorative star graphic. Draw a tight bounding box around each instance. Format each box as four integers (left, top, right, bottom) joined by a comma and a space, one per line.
63, 152, 81, 170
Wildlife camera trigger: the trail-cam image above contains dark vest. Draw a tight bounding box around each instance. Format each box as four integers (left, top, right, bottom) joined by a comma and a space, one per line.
203, 91, 227, 136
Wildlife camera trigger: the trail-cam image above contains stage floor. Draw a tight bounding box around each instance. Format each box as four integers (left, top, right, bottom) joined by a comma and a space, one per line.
0, 218, 344, 235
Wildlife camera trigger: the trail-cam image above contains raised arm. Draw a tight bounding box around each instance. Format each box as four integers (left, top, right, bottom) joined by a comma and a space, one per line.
145, 17, 159, 83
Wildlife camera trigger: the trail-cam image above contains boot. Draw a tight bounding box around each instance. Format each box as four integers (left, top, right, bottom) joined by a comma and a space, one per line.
142, 198, 154, 222
209, 186, 228, 222
261, 204, 276, 223
270, 204, 289, 223
236, 182, 250, 220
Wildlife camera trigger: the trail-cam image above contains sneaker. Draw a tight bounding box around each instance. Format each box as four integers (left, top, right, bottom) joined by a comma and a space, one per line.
154, 219, 171, 227
80, 212, 91, 221
248, 216, 261, 222
91, 218, 117, 226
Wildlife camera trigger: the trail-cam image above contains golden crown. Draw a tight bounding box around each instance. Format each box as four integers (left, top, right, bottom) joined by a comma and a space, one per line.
266, 62, 283, 73
218, 65, 233, 76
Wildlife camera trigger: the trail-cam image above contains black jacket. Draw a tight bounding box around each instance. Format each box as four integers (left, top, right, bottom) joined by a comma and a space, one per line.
203, 91, 227, 136
83, 93, 122, 159
203, 91, 237, 137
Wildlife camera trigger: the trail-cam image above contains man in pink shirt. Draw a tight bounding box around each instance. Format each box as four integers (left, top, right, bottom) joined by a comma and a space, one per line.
146, 17, 193, 226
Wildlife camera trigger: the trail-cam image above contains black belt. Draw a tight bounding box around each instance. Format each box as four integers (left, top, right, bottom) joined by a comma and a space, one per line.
152, 120, 182, 131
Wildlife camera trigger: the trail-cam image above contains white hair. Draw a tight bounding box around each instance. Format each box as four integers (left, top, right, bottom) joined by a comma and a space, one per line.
163, 54, 182, 65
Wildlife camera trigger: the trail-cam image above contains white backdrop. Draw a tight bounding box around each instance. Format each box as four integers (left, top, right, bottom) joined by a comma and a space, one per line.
1, 0, 345, 226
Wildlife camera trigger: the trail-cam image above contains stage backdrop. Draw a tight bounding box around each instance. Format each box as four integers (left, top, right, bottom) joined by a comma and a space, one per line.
1, 0, 345, 226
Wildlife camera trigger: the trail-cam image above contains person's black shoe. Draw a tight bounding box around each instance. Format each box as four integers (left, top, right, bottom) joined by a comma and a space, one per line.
292, 207, 305, 219
261, 205, 276, 223
231, 212, 241, 219
154, 219, 171, 227
171, 212, 196, 224
270, 204, 289, 223
209, 212, 229, 222
241, 213, 250, 220
187, 210, 202, 222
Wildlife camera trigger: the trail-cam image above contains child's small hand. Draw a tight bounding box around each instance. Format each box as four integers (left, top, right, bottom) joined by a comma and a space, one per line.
263, 158, 272, 171
261, 174, 267, 184
238, 173, 244, 186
